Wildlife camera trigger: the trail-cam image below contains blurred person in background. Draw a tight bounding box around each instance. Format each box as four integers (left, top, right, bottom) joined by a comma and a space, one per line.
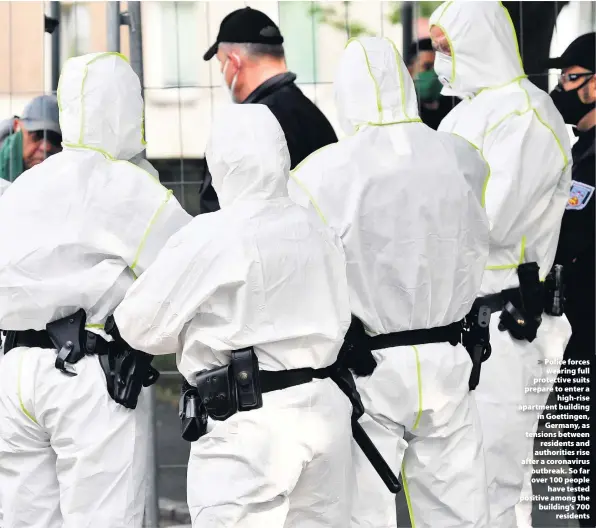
199, 6, 337, 213
547, 32, 595, 528
405, 38, 458, 129
430, 2, 572, 527
290, 36, 491, 528
0, 95, 62, 186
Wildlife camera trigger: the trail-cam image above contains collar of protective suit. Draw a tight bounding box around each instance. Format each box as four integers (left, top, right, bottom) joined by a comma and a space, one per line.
429, 1, 525, 97
206, 104, 291, 208
334, 36, 420, 135
57, 52, 146, 160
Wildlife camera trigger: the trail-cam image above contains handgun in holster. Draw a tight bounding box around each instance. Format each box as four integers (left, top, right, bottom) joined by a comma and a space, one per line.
462, 305, 492, 391
498, 262, 543, 342
100, 315, 160, 410
544, 264, 565, 317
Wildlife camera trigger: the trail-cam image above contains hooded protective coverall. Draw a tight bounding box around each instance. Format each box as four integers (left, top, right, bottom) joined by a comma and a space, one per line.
288, 36, 491, 528
114, 104, 354, 528
429, 3, 573, 527
0, 53, 191, 528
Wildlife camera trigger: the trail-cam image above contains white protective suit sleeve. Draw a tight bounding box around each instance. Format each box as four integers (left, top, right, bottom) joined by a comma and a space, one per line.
481, 113, 570, 268
115, 225, 245, 357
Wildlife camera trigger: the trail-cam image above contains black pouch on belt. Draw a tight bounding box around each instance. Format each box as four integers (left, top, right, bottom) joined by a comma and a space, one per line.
46, 308, 88, 375
179, 380, 208, 441
195, 348, 263, 421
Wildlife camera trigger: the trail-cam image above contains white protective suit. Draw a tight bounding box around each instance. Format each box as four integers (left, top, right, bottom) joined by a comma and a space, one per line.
114, 104, 354, 528
288, 37, 491, 528
0, 52, 191, 528
429, 3, 573, 527
0, 179, 9, 198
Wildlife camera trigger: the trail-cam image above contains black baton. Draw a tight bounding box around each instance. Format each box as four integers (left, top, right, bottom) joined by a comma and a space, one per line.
352, 418, 402, 493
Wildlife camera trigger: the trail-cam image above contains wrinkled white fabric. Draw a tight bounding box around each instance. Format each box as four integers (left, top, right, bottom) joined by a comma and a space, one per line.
431, 3, 573, 526
289, 36, 490, 528
0, 349, 149, 528
0, 52, 191, 528
115, 104, 354, 528
0, 179, 9, 198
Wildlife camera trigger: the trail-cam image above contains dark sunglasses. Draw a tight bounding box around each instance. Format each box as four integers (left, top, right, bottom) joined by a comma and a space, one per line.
29, 129, 62, 147
558, 71, 594, 84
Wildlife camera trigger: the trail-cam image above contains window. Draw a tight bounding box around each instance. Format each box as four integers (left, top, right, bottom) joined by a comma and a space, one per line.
60, 3, 91, 65
279, 2, 319, 84
160, 2, 200, 88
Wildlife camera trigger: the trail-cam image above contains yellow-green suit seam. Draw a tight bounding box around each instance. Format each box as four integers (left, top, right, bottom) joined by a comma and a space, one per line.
402, 462, 417, 528
500, 1, 525, 72
431, 24, 456, 84
385, 37, 412, 120
79, 53, 129, 145
485, 235, 527, 270
288, 173, 328, 225
130, 189, 174, 272
348, 38, 383, 123
412, 345, 422, 430
18, 350, 38, 425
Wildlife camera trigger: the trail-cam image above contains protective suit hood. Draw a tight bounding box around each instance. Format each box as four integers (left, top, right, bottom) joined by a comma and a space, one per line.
334, 36, 419, 135
58, 52, 146, 160
206, 104, 290, 208
429, 1, 525, 96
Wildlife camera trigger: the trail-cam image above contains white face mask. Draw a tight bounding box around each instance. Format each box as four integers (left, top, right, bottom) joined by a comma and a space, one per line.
221, 58, 240, 103
434, 52, 453, 87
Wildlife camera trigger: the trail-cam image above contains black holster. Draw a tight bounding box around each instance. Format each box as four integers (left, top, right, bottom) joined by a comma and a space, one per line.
498, 262, 543, 342
462, 304, 492, 391
341, 316, 377, 377
195, 348, 263, 421
99, 315, 160, 410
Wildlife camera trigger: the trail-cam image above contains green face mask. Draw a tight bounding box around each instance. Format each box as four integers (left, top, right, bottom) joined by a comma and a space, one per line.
414, 70, 443, 103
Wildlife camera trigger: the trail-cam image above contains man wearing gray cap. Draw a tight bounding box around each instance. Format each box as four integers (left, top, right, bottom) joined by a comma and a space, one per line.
0, 95, 62, 184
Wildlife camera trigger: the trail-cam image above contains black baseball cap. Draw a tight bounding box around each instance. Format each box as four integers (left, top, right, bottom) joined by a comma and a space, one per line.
546, 32, 596, 72
203, 7, 284, 61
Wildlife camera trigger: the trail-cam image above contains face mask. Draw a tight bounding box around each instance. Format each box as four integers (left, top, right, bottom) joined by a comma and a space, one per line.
550, 79, 595, 127
434, 52, 453, 87
414, 70, 443, 103
221, 58, 240, 103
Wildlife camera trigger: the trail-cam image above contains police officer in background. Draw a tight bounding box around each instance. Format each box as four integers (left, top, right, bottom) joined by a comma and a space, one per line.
199, 7, 338, 213
548, 32, 596, 527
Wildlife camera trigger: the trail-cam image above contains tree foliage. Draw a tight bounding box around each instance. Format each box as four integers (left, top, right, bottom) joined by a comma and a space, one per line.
310, 1, 444, 37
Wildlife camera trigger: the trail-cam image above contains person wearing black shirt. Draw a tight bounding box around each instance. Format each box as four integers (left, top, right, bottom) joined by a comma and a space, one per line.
548, 32, 595, 527
199, 7, 338, 213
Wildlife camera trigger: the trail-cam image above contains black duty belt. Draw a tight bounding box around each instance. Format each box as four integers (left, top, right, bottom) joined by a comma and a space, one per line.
3, 329, 55, 351
180, 348, 402, 494
3, 328, 109, 357
367, 321, 463, 351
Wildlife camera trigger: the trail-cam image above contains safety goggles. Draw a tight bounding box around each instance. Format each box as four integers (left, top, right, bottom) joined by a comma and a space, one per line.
558, 71, 594, 85
29, 129, 62, 148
